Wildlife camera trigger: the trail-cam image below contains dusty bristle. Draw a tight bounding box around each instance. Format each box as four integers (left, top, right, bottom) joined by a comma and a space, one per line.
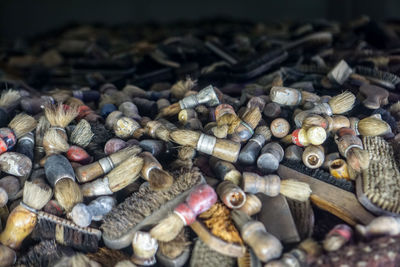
156, 102, 181, 118
87, 247, 130, 267
351, 148, 370, 171
49, 89, 72, 103
8, 113, 37, 138
0, 89, 21, 109
54, 179, 83, 212
23, 181, 52, 210
44, 128, 70, 153
155, 125, 171, 142
358, 117, 391, 136
178, 146, 196, 160
45, 104, 79, 128
150, 213, 185, 242
70, 119, 94, 147
241, 108, 262, 129
55, 253, 96, 267
149, 168, 174, 191
107, 156, 144, 192
159, 229, 190, 259
301, 91, 320, 103
255, 125, 272, 141
211, 125, 228, 138
171, 78, 196, 99
302, 114, 326, 130
36, 116, 51, 146
217, 113, 241, 134
280, 179, 312, 202
328, 92, 356, 114
390, 102, 400, 114
170, 130, 201, 147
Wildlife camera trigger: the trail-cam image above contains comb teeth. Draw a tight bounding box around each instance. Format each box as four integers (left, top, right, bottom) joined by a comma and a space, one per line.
355, 66, 400, 89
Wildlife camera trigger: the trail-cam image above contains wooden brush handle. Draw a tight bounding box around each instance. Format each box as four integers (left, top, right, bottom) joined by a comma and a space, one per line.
140, 151, 162, 181
0, 205, 37, 249
75, 161, 105, 183
212, 139, 241, 163
242, 172, 281, 197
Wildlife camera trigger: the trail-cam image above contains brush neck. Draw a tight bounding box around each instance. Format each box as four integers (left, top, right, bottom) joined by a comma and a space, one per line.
81, 177, 113, 197
337, 135, 363, 158
196, 134, 216, 155
98, 156, 114, 173
20, 201, 37, 214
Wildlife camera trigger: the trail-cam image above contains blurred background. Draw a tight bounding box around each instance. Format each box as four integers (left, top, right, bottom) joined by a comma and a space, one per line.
1, 0, 400, 39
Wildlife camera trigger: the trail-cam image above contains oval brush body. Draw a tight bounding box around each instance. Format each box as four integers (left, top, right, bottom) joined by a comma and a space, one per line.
0, 244, 16, 267
170, 130, 240, 163
209, 157, 241, 185
119, 101, 141, 121
0, 152, 32, 177
357, 117, 391, 136
323, 224, 352, 252
217, 180, 246, 209
81, 155, 144, 197
70, 196, 116, 227
150, 184, 218, 242
140, 151, 173, 191
75, 145, 142, 183
0, 90, 21, 127
16, 132, 35, 162
239, 126, 272, 165
257, 142, 284, 173
143, 120, 170, 142
302, 145, 325, 169
0, 181, 52, 249
44, 154, 83, 212
112, 115, 142, 139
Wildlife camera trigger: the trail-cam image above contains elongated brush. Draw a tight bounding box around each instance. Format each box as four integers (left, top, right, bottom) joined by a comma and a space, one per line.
171, 77, 196, 99
357, 116, 392, 136
69, 119, 94, 148
270, 87, 320, 106
0, 181, 52, 249
150, 184, 217, 242
301, 114, 350, 133
170, 129, 241, 163
242, 172, 312, 202
0, 89, 21, 127
140, 151, 173, 190
45, 154, 83, 212
80, 155, 144, 197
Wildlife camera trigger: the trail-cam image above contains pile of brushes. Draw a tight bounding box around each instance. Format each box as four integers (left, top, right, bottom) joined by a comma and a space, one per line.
1, 16, 400, 267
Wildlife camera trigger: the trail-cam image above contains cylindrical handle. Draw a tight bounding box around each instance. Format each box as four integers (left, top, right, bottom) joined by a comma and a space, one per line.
242, 172, 281, 197
209, 157, 241, 184
75, 161, 105, 183
0, 127, 16, 154
302, 145, 325, 169
270, 87, 302, 106
44, 154, 75, 186
337, 134, 363, 158
216, 180, 246, 209
238, 135, 264, 165
140, 151, 162, 181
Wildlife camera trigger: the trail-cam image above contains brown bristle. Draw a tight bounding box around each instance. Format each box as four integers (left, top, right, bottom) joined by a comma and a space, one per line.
8, 113, 37, 138
178, 146, 196, 160
280, 179, 312, 202
145, 122, 170, 142
198, 202, 243, 244
170, 129, 201, 147
87, 247, 130, 267
70, 119, 94, 148
171, 78, 196, 99
44, 128, 70, 153
389, 101, 400, 115
54, 179, 83, 212
159, 229, 190, 259
170, 159, 194, 171
211, 124, 228, 138
54, 253, 98, 267
301, 90, 321, 103
156, 102, 181, 118
241, 108, 261, 129
45, 104, 79, 128
302, 114, 326, 130
150, 213, 185, 242
107, 156, 144, 192
358, 117, 391, 136
49, 89, 72, 103
217, 113, 241, 134
36, 116, 51, 146
255, 125, 272, 141
65, 97, 84, 107
328, 91, 356, 114
0, 89, 21, 109
23, 181, 53, 210
149, 168, 174, 191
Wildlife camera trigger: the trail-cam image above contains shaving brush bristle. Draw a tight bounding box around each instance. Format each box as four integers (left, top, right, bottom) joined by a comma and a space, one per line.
328, 91, 356, 114
170, 130, 201, 147
45, 104, 79, 128
0, 89, 21, 109
255, 125, 272, 141
347, 148, 370, 172
44, 128, 70, 153
389, 101, 400, 115
70, 119, 94, 148
150, 213, 185, 242
211, 124, 228, 138
217, 113, 241, 134
23, 181, 53, 210
280, 179, 312, 202
241, 107, 262, 129
158, 229, 189, 259
54, 179, 83, 212
171, 78, 196, 99
178, 146, 196, 160
157, 102, 181, 118
8, 113, 37, 138
107, 156, 144, 192
148, 168, 174, 191
358, 117, 391, 136
302, 114, 327, 130
301, 90, 321, 103
36, 116, 51, 146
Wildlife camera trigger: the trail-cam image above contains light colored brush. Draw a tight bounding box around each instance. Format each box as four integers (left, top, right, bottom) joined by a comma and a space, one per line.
70, 119, 94, 147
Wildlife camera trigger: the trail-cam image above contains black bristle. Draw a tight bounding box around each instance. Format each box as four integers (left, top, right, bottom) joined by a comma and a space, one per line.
355, 66, 400, 89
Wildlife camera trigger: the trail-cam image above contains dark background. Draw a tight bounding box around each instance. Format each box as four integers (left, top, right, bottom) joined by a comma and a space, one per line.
1, 0, 400, 40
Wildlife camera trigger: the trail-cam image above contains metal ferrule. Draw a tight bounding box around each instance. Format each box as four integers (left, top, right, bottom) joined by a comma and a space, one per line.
196, 85, 220, 107
321, 102, 333, 116
174, 210, 188, 226
179, 95, 198, 109
343, 144, 363, 158
196, 134, 216, 155
249, 134, 265, 148
98, 156, 114, 173
50, 126, 66, 133
20, 201, 38, 214
354, 120, 360, 135
18, 132, 34, 144
144, 165, 158, 181
238, 121, 254, 138
82, 177, 113, 196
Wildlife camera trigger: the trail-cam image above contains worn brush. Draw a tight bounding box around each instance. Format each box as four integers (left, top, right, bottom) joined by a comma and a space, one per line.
357, 116, 391, 136
170, 146, 196, 171
232, 107, 262, 142
270, 86, 320, 106
171, 77, 196, 99
150, 184, 217, 242
41, 128, 70, 166
328, 91, 356, 114
158, 229, 190, 263
32, 211, 102, 253
242, 172, 312, 202
0, 181, 52, 249
170, 129, 241, 163
101, 168, 203, 249
34, 116, 51, 164
86, 247, 130, 267
45, 154, 83, 212
0, 89, 21, 127
239, 125, 272, 165
131, 231, 158, 266
143, 120, 171, 142
81, 155, 144, 197
69, 119, 94, 148
140, 151, 173, 190
45, 103, 79, 133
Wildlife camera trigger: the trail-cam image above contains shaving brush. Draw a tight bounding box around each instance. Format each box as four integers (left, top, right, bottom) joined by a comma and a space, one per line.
70, 196, 116, 227
356, 216, 400, 237
301, 114, 350, 133
106, 111, 142, 139
140, 151, 173, 190
44, 154, 83, 212
69, 119, 94, 148
142, 120, 171, 142
238, 125, 272, 165
270, 87, 320, 106
209, 157, 241, 185
44, 103, 79, 142
242, 172, 312, 202
34, 116, 50, 166
0, 113, 37, 155
171, 78, 197, 99
291, 126, 327, 147
216, 180, 247, 209
40, 128, 69, 166
0, 90, 21, 127
150, 184, 218, 242
157, 85, 221, 118
302, 145, 325, 169
0, 181, 52, 249
170, 130, 240, 163
231, 210, 283, 262
323, 224, 352, 252
257, 142, 284, 173
352, 116, 392, 136
131, 231, 159, 266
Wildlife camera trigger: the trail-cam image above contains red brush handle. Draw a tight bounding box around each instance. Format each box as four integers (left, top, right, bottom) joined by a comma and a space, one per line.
67, 145, 92, 165
174, 184, 217, 225
0, 128, 16, 154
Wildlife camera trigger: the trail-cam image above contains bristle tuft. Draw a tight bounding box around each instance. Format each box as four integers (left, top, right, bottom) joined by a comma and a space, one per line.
36, 116, 51, 146
170, 129, 201, 147
87, 247, 130, 267
171, 78, 196, 99
302, 114, 326, 130
150, 213, 185, 242
157, 102, 181, 118
149, 168, 174, 190
280, 179, 312, 202
44, 128, 70, 153
23, 181, 52, 210
45, 104, 79, 128
9, 113, 37, 138
0, 89, 21, 109
55, 179, 83, 212
358, 117, 391, 136
107, 156, 144, 192
159, 229, 189, 259
328, 92, 356, 114
70, 119, 94, 147
217, 114, 241, 134
241, 108, 262, 129
255, 125, 272, 140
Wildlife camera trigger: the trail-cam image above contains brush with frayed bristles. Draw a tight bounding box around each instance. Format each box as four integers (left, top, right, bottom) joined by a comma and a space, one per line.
41, 127, 70, 166
8, 113, 37, 138
0, 181, 52, 249
355, 65, 400, 90
170, 146, 196, 171
158, 229, 190, 260
70, 119, 94, 148
87, 247, 130, 267
0, 89, 21, 109
358, 117, 391, 136
54, 179, 83, 212
99, 91, 130, 109
54, 253, 100, 267
80, 155, 144, 197
328, 91, 356, 114
143, 120, 171, 142
170, 129, 201, 147
45, 103, 79, 128
36, 116, 51, 147
140, 151, 174, 191
65, 97, 85, 107
346, 147, 370, 173
156, 102, 181, 119
302, 114, 327, 130
101, 168, 203, 249
171, 77, 197, 99
241, 107, 262, 130
217, 113, 241, 134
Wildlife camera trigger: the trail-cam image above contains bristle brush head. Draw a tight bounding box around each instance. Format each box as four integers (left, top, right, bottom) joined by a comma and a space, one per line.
241, 107, 262, 129
280, 179, 312, 202
148, 168, 174, 191
302, 114, 326, 130
358, 117, 391, 136
54, 179, 83, 212
70, 119, 94, 148
0, 89, 21, 109
23, 181, 53, 210
150, 213, 185, 242
171, 77, 196, 99
156, 102, 181, 118
8, 113, 37, 138
255, 125, 272, 141
170, 129, 201, 147
106, 155, 144, 192
45, 104, 79, 128
328, 92, 356, 114
44, 128, 70, 153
